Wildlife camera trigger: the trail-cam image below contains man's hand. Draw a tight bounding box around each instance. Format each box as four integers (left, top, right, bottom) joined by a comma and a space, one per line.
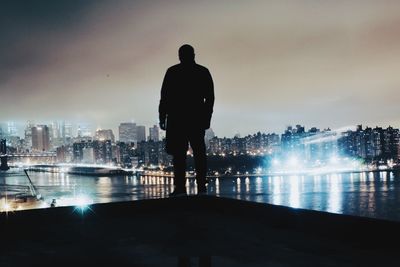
159, 120, 166, 131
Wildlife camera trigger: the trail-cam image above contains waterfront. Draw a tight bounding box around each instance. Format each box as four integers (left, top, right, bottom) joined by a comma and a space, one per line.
1, 169, 400, 221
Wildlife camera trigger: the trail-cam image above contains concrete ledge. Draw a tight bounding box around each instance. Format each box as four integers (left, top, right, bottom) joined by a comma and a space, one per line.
1, 196, 399, 266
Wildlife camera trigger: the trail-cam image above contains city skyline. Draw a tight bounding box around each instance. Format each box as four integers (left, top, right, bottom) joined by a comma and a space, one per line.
2, 119, 400, 140
2, 121, 399, 170
2, 1, 400, 136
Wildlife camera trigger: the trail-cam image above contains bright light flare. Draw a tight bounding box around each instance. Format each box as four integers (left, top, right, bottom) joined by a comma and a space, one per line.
330, 156, 339, 164
288, 156, 300, 167
3, 203, 11, 212
272, 159, 280, 166
72, 196, 93, 213
268, 153, 365, 175
0, 200, 14, 214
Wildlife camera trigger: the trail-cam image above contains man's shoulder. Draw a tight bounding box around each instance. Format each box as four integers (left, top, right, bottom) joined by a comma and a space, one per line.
167, 64, 181, 72
194, 63, 209, 72
167, 63, 209, 72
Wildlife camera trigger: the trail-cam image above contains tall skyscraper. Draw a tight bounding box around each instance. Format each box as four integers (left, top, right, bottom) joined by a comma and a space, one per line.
205, 128, 215, 147
82, 147, 95, 164
77, 126, 82, 137
51, 121, 61, 139
94, 140, 113, 164
56, 146, 68, 163
136, 125, 146, 142
64, 122, 73, 139
73, 140, 112, 164
77, 123, 92, 137
49, 121, 68, 148
73, 141, 88, 162
32, 125, 50, 152
7, 121, 18, 136
149, 125, 160, 141
24, 121, 35, 149
95, 129, 115, 143
119, 123, 136, 143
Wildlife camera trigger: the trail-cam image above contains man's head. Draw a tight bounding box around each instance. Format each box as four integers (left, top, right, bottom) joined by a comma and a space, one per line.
179, 44, 195, 63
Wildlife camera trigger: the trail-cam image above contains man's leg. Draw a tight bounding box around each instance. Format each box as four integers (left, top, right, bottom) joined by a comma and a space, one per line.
189, 130, 207, 192
172, 151, 187, 193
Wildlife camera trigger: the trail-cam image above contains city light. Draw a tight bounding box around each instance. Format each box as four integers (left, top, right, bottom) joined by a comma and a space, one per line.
272, 159, 280, 166
288, 156, 300, 168
73, 195, 93, 213
267, 151, 365, 175
51, 195, 94, 213
2, 202, 11, 212
330, 156, 339, 164
1, 122, 399, 177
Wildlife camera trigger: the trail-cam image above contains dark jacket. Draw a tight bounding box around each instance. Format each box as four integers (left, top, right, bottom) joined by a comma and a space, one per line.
159, 62, 214, 153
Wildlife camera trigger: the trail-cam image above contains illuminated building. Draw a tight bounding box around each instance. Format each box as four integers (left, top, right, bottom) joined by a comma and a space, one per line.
7, 121, 17, 136
95, 129, 115, 143
7, 136, 22, 152
119, 122, 136, 143
77, 123, 92, 138
281, 125, 305, 156
136, 125, 146, 142
148, 125, 160, 141
116, 141, 135, 168
82, 147, 95, 164
24, 121, 35, 150
56, 145, 73, 163
93, 140, 113, 164
135, 140, 169, 166
32, 125, 50, 152
64, 122, 73, 139
205, 128, 215, 147
383, 127, 400, 160
73, 140, 113, 164
73, 141, 87, 162
338, 125, 400, 161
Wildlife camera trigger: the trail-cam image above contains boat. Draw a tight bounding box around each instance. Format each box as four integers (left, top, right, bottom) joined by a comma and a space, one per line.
0, 169, 46, 212
27, 164, 132, 176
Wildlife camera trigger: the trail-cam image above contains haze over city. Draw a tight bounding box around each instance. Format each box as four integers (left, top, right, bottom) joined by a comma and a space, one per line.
2, 0, 400, 136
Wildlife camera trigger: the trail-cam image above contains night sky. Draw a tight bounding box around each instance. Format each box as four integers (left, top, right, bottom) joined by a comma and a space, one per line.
2, 0, 400, 137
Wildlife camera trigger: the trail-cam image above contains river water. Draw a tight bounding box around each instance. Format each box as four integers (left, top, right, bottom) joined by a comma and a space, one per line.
1, 169, 400, 221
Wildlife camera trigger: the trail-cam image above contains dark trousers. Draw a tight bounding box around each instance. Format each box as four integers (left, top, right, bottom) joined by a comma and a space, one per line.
172, 130, 207, 189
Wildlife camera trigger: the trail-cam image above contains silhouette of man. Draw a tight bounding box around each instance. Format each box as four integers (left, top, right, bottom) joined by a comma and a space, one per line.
159, 44, 214, 196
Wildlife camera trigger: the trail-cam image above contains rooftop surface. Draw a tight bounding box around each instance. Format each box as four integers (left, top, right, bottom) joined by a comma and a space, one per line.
1, 196, 399, 266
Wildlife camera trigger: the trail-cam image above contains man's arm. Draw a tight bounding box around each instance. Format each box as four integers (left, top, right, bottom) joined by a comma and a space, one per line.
159, 69, 170, 130
204, 69, 215, 129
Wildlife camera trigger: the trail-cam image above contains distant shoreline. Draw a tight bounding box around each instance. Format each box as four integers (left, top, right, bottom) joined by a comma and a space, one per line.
139, 168, 399, 178
5, 164, 398, 178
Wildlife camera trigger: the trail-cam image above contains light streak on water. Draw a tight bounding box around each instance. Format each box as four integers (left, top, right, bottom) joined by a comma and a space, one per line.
288, 175, 300, 208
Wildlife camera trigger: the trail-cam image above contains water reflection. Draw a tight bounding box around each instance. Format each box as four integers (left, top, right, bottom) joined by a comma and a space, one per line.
2, 170, 400, 221
327, 174, 341, 213
271, 176, 281, 205
245, 177, 250, 194
288, 176, 300, 208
